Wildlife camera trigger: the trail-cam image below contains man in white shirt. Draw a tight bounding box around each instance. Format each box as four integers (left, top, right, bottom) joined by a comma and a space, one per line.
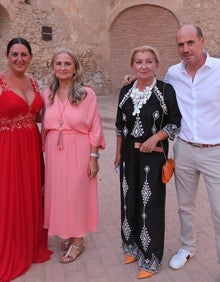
165, 24, 220, 270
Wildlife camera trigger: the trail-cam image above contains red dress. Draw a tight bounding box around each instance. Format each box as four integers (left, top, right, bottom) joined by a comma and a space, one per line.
0, 76, 52, 282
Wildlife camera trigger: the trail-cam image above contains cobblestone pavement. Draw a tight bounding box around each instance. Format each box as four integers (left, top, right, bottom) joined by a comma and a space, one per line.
14, 95, 220, 282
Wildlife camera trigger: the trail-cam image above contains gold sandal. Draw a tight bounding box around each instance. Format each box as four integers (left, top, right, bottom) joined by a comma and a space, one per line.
59, 244, 85, 264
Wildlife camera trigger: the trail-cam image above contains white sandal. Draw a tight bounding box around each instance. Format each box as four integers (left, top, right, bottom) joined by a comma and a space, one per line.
59, 244, 85, 264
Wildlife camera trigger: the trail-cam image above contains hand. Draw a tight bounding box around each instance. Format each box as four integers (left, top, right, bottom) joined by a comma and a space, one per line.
139, 136, 159, 153
114, 156, 121, 171
122, 75, 136, 86
88, 158, 99, 177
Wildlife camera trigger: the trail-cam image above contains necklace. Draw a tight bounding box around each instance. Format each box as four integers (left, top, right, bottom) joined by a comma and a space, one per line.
57, 90, 69, 150
130, 78, 156, 116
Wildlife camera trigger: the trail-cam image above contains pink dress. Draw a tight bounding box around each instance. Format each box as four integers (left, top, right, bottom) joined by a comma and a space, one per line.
43, 87, 105, 238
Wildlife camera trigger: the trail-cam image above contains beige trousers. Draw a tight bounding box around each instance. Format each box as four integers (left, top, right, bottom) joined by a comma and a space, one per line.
173, 138, 220, 262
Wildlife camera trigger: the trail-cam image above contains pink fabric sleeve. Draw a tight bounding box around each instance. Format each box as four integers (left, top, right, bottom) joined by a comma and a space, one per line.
86, 87, 106, 150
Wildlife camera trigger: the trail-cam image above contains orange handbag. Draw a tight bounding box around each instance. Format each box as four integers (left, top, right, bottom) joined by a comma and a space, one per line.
160, 83, 175, 184
162, 158, 175, 183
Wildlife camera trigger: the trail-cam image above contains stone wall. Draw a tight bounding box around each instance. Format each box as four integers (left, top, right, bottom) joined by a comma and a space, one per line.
0, 0, 220, 95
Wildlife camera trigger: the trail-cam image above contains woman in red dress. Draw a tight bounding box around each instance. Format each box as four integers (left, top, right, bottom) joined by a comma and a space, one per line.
0, 38, 52, 282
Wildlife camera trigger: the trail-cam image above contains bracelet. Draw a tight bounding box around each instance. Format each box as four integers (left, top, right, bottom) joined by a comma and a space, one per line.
90, 152, 100, 159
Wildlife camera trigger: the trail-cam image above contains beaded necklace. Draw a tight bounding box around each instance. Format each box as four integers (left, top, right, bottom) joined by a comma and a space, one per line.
130, 78, 156, 116
57, 88, 70, 150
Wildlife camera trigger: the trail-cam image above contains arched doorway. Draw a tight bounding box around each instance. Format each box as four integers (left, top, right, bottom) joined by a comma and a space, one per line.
109, 4, 180, 95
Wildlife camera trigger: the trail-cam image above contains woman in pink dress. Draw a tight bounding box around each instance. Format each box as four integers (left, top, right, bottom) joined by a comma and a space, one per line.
43, 48, 106, 263
0, 38, 52, 282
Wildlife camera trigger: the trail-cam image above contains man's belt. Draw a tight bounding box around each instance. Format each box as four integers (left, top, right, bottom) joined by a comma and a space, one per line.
179, 137, 220, 148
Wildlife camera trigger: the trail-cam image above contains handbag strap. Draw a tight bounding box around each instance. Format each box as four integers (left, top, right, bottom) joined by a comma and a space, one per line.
160, 83, 167, 161
159, 83, 165, 130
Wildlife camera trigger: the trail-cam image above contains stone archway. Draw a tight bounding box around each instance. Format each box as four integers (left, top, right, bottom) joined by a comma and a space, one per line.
0, 4, 10, 71
109, 4, 180, 95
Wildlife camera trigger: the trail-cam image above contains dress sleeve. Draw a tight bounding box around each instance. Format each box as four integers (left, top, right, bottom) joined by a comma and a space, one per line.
86, 88, 106, 149
162, 83, 181, 140
115, 85, 130, 136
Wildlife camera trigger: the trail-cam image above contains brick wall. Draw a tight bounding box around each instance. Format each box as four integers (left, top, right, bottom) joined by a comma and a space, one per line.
109, 4, 180, 95
1, 0, 220, 95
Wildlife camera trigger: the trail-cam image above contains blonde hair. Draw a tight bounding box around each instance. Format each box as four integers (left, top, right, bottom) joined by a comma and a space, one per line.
130, 45, 160, 65
49, 48, 87, 104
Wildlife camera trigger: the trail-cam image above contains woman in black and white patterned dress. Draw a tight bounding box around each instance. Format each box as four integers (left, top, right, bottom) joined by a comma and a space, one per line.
114, 45, 181, 279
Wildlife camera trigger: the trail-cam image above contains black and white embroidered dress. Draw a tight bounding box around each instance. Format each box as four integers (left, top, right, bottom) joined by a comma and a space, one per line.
115, 80, 181, 273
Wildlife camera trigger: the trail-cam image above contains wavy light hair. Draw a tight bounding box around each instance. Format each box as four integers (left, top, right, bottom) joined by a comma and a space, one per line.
49, 48, 87, 104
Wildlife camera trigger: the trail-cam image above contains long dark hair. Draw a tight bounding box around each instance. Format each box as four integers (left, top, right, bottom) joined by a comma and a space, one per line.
6, 37, 32, 56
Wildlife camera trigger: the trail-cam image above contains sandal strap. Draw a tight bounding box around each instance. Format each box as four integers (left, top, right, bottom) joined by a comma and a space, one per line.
65, 244, 83, 257
59, 243, 85, 263
72, 244, 83, 250
65, 244, 73, 257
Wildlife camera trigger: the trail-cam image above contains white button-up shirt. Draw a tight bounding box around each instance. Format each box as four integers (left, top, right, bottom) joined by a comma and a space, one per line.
165, 53, 220, 144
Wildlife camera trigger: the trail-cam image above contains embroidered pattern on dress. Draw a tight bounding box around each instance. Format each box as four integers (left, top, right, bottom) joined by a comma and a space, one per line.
163, 124, 178, 140
123, 242, 162, 272
121, 84, 167, 139
123, 243, 162, 273
122, 161, 131, 241
153, 86, 167, 114
131, 115, 144, 138
119, 88, 133, 109
140, 226, 151, 252
123, 242, 139, 259
140, 166, 152, 251
151, 110, 160, 135
123, 126, 128, 137
0, 113, 36, 132
115, 128, 122, 136
139, 253, 161, 273
122, 217, 131, 241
